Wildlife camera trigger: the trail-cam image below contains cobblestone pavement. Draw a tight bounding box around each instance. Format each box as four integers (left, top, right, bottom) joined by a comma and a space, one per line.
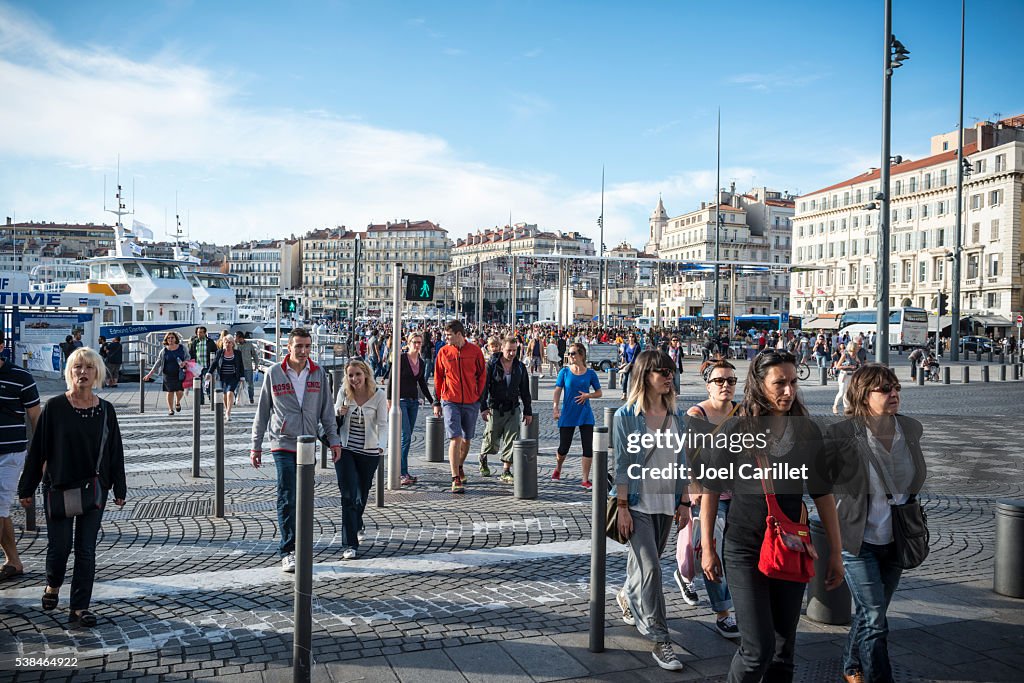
2, 371, 1023, 682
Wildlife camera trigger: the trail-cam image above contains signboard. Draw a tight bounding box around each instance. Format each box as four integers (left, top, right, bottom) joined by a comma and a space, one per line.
21, 343, 62, 374
1017, 314, 1023, 325
17, 313, 91, 344
0, 271, 105, 308
100, 322, 186, 338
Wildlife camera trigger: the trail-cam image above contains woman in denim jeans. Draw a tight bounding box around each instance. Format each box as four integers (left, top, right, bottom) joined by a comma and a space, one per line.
826, 364, 926, 683
612, 349, 691, 671
386, 333, 434, 486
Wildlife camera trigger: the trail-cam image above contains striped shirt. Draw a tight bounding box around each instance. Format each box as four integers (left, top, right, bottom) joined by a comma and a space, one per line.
345, 406, 374, 455
0, 361, 41, 454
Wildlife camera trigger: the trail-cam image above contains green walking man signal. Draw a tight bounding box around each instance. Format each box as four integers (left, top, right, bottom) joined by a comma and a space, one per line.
404, 273, 435, 302
281, 298, 298, 314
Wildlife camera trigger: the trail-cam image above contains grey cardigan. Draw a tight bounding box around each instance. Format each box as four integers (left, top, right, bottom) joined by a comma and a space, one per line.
251, 356, 340, 453
824, 415, 927, 555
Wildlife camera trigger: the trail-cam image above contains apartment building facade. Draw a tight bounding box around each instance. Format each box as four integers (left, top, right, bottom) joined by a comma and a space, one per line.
228, 239, 302, 312
301, 220, 451, 320
791, 117, 1024, 329
644, 187, 794, 320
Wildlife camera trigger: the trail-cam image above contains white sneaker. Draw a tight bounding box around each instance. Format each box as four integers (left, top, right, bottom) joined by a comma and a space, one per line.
342, 548, 357, 560
616, 590, 635, 626
281, 552, 296, 573
652, 642, 683, 671
716, 614, 740, 639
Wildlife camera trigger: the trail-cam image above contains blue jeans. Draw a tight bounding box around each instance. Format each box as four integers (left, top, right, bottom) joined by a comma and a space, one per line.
815, 354, 828, 368
334, 448, 380, 550
399, 399, 419, 476
842, 541, 903, 683
693, 498, 733, 613
272, 451, 297, 556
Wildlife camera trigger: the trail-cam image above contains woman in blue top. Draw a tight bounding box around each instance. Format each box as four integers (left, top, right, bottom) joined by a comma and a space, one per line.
552, 342, 602, 490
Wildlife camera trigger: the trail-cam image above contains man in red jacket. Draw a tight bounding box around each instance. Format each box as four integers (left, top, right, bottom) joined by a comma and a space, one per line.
432, 320, 486, 494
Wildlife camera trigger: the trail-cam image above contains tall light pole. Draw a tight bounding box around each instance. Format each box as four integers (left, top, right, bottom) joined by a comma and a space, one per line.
713, 108, 721, 333
598, 166, 605, 328
876, 0, 910, 365
950, 0, 966, 361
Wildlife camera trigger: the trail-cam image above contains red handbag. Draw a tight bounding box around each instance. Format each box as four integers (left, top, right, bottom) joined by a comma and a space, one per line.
755, 456, 817, 583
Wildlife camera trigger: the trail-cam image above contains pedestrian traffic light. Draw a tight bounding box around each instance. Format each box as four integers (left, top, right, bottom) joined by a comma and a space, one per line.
938, 293, 948, 317
281, 298, 298, 314
405, 274, 435, 302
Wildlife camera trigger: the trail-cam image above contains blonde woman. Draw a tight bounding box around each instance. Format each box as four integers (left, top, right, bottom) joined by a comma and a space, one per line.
334, 359, 387, 560
612, 349, 690, 671
144, 332, 188, 415
552, 343, 602, 489
18, 347, 126, 627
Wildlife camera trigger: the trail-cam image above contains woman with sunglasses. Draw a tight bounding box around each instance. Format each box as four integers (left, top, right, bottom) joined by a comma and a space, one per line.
552, 343, 602, 489
386, 332, 435, 486
677, 358, 740, 639
825, 364, 926, 683
612, 350, 690, 671
699, 350, 844, 682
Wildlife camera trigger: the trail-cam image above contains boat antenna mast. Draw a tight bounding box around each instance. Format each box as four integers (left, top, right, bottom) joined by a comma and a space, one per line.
103, 157, 135, 258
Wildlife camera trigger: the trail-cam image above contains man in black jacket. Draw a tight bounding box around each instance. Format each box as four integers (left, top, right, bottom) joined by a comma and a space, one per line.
478, 337, 533, 482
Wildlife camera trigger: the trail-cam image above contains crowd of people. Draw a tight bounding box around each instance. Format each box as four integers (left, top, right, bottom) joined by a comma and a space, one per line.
2, 316, 934, 683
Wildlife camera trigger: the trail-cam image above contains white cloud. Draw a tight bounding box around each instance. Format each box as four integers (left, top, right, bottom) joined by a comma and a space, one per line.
0, 4, 786, 252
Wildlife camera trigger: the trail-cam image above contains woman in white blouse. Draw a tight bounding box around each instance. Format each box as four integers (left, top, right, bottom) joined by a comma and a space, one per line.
334, 359, 388, 560
826, 364, 927, 683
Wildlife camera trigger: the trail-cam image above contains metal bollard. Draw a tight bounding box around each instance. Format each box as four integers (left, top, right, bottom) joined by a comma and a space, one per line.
192, 390, 202, 478
1000, 365, 1008, 382
214, 390, 225, 518
609, 368, 617, 391
917, 366, 925, 386
138, 347, 146, 414
806, 515, 852, 624
376, 447, 385, 508
530, 373, 539, 401
603, 406, 616, 452
320, 439, 329, 470
513, 439, 537, 499
982, 365, 990, 383
962, 366, 970, 384
520, 413, 539, 441
293, 436, 316, 683
976, 349, 982, 362
425, 415, 444, 463
987, 350, 994, 363
589, 426, 610, 653
942, 366, 950, 384
819, 367, 828, 385
994, 500, 1024, 598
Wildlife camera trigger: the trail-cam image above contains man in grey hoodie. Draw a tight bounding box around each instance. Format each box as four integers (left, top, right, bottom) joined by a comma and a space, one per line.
251, 328, 340, 573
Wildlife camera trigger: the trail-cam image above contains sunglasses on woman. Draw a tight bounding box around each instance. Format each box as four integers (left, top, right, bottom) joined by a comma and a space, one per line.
871, 383, 902, 394
648, 367, 674, 377
709, 377, 738, 386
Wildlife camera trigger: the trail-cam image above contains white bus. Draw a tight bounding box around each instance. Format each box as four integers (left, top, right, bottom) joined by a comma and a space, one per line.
635, 316, 653, 332
838, 307, 929, 349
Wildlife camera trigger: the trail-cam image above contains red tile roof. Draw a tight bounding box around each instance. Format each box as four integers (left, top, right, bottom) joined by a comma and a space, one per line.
803, 142, 979, 197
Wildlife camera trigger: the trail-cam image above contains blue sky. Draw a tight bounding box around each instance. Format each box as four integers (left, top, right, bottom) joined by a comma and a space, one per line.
0, 0, 1020, 249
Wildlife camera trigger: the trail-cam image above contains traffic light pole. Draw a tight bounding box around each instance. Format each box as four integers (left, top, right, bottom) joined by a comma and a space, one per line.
950, 0, 966, 362
387, 263, 402, 493
275, 293, 282, 362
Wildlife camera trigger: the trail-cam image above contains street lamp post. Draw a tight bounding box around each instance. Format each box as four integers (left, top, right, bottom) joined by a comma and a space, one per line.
713, 109, 721, 334
876, 0, 910, 365
950, 0, 967, 361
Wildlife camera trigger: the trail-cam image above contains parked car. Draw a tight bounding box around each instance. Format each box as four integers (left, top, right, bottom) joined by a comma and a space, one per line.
959, 335, 994, 353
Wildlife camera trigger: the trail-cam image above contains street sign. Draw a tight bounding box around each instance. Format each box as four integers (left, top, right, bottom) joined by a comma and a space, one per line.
1017, 314, 1023, 325
405, 273, 435, 301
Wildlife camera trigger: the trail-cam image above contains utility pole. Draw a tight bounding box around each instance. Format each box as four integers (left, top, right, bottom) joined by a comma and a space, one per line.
713, 109, 721, 335
950, 0, 966, 361
352, 233, 361, 325
598, 166, 605, 327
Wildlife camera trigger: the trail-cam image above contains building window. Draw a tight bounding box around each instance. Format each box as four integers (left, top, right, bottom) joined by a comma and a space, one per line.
989, 254, 1000, 277
843, 192, 850, 206
937, 228, 945, 246
970, 194, 983, 210
971, 222, 980, 243
909, 177, 917, 192
934, 258, 944, 281
852, 240, 859, 255
904, 261, 912, 282
967, 254, 979, 279
905, 207, 913, 221
940, 169, 948, 186
937, 201, 945, 216
974, 158, 986, 174
904, 233, 912, 251
895, 180, 902, 196
924, 173, 931, 189
920, 231, 928, 249
919, 262, 926, 282
995, 154, 1006, 172
921, 204, 929, 218
991, 219, 1000, 240
989, 189, 1002, 205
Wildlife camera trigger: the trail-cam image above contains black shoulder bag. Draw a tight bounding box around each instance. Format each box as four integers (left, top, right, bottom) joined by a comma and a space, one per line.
864, 439, 929, 569
47, 403, 110, 520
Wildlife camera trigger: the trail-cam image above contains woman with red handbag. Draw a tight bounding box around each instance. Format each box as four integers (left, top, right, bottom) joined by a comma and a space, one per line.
699, 350, 844, 682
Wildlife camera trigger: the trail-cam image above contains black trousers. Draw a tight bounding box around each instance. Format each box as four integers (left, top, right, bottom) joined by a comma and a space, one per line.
44, 489, 105, 611
557, 424, 593, 458
724, 532, 806, 683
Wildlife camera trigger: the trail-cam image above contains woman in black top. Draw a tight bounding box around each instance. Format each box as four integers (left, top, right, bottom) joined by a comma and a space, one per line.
699, 350, 844, 683
18, 347, 126, 628
386, 332, 434, 485
209, 336, 242, 421
144, 332, 188, 415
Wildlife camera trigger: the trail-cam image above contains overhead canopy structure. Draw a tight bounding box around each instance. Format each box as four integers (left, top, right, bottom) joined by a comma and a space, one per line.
803, 314, 841, 330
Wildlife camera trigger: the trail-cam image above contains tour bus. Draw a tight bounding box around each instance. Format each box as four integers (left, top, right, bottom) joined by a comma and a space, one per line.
734, 313, 800, 333
838, 307, 929, 349
635, 316, 653, 331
